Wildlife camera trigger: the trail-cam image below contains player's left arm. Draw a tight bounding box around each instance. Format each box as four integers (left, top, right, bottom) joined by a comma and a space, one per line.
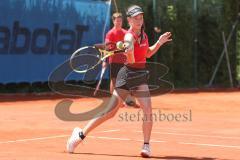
146, 32, 172, 58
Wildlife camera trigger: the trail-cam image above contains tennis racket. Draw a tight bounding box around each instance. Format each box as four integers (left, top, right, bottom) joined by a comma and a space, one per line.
69, 41, 126, 74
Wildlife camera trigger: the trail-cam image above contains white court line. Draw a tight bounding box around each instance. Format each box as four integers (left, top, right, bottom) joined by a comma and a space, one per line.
179, 142, 240, 149
135, 139, 165, 143
135, 131, 240, 140
88, 136, 131, 141
0, 135, 164, 144
0, 129, 239, 150
0, 129, 120, 144
96, 129, 120, 133
88, 136, 165, 143
159, 127, 205, 132
0, 135, 68, 144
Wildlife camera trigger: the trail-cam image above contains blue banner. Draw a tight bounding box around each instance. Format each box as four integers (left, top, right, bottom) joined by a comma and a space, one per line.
0, 0, 110, 83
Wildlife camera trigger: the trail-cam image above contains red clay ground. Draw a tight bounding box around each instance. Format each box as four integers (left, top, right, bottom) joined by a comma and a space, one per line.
0, 91, 239, 160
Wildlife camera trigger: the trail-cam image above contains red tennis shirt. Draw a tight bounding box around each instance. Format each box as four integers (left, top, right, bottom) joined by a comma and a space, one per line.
126, 29, 149, 68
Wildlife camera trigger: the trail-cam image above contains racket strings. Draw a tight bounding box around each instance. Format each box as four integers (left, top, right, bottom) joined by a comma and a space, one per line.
70, 47, 102, 73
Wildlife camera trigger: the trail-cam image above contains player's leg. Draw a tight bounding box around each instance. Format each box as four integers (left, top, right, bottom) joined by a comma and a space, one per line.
82, 88, 128, 135
134, 84, 152, 157
67, 88, 129, 153
79, 64, 120, 135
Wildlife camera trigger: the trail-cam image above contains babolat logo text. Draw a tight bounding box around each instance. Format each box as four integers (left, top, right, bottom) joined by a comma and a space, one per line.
0, 21, 89, 55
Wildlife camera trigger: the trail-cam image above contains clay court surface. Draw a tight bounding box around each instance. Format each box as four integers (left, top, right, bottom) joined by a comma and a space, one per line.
0, 91, 239, 160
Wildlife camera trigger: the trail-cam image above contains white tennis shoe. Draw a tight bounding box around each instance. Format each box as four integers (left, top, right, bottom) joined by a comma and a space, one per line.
141, 143, 151, 158
66, 127, 83, 153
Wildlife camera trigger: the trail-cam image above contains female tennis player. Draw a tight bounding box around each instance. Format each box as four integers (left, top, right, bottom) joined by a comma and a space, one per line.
101, 12, 140, 108
67, 5, 172, 158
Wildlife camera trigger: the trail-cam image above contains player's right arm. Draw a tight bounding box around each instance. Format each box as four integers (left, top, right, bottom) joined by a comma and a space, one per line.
123, 33, 135, 64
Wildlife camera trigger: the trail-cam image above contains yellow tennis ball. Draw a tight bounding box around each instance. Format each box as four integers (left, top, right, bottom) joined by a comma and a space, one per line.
116, 41, 124, 50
